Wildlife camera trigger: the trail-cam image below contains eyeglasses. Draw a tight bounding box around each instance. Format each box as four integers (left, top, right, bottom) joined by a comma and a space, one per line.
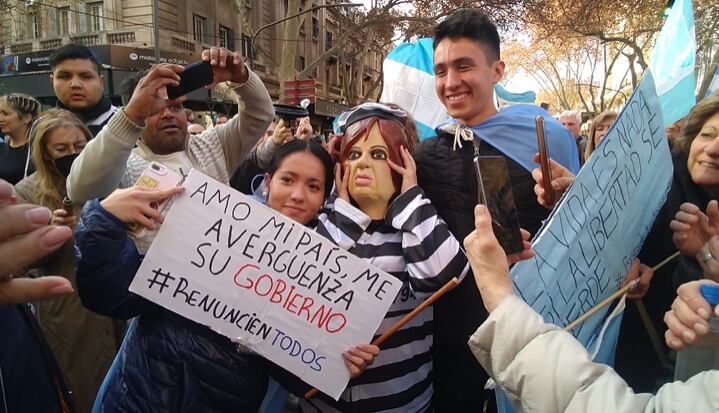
344, 117, 407, 144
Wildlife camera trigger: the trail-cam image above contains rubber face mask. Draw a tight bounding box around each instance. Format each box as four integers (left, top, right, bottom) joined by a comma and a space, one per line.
346, 123, 396, 216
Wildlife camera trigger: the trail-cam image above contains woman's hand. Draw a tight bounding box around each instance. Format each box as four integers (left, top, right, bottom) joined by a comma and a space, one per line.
51, 209, 78, 229
386, 146, 417, 194
664, 280, 718, 351
671, 201, 719, 258
343, 344, 380, 378
271, 119, 293, 146
620, 258, 654, 299
100, 186, 184, 230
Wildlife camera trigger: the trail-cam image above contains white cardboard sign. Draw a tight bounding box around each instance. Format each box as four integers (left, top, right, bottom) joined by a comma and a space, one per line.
129, 170, 402, 399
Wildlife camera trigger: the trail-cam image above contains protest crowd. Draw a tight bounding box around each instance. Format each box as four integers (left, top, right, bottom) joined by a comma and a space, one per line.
1, 6, 719, 413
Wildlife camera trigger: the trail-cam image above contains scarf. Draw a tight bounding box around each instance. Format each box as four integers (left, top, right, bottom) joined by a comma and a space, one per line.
56, 95, 112, 124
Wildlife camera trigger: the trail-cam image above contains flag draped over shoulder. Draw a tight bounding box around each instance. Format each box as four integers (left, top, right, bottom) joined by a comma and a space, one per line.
437, 105, 581, 175
649, 0, 696, 126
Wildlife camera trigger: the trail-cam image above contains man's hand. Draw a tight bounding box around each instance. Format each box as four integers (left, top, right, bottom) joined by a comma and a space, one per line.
664, 280, 718, 351
464, 205, 523, 312
671, 201, 719, 258
271, 119, 293, 146
0, 180, 74, 304
123, 64, 186, 126
202, 47, 248, 88
531, 154, 575, 209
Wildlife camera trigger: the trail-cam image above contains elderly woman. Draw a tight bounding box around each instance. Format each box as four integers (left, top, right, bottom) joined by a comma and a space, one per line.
584, 110, 618, 161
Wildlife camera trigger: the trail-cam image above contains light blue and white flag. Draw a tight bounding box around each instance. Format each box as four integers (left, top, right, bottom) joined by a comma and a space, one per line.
380, 38, 446, 141
707, 67, 719, 98
649, 0, 696, 126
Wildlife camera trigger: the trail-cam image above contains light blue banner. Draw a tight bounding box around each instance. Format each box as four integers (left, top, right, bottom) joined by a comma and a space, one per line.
496, 70, 673, 413
511, 70, 672, 343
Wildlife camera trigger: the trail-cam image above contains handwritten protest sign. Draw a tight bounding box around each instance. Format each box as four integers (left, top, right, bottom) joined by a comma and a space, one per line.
129, 170, 402, 399
510, 71, 672, 345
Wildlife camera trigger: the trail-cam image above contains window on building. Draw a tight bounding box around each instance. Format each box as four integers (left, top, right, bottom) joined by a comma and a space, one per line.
87, 1, 104, 31
297, 56, 305, 71
57, 6, 71, 35
193, 14, 206, 43
312, 17, 318, 40
325, 31, 333, 51
29, 14, 41, 38
241, 35, 252, 59
219, 25, 230, 48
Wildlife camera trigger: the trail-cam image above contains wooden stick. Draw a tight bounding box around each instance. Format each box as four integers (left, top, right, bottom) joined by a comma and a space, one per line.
563, 251, 681, 333
564, 280, 637, 332
635, 299, 668, 365
304, 277, 461, 400
651, 250, 680, 272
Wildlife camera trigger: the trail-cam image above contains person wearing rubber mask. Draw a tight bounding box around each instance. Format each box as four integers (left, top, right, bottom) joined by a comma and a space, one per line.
309, 102, 469, 413
13, 109, 119, 413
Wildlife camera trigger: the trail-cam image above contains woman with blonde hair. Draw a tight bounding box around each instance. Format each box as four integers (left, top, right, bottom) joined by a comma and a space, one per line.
14, 109, 120, 413
584, 110, 617, 160
0, 93, 40, 184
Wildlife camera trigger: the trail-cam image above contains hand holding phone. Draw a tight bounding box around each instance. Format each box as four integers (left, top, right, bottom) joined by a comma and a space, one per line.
474, 156, 523, 255
535, 116, 555, 206
166, 61, 214, 100
127, 162, 183, 237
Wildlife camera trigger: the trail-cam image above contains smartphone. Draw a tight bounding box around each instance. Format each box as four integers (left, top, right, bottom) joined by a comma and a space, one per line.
474, 156, 523, 255
166, 61, 214, 100
535, 116, 555, 206
127, 162, 183, 237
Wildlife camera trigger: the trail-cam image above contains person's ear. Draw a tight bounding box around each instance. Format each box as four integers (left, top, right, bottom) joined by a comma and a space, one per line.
492, 60, 505, 84
263, 173, 271, 197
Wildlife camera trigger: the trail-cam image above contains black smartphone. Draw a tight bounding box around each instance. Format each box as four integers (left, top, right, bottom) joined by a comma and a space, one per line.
535, 116, 554, 206
166, 61, 214, 100
474, 156, 523, 255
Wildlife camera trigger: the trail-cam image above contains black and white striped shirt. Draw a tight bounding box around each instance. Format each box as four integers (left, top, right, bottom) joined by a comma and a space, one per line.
305, 185, 468, 413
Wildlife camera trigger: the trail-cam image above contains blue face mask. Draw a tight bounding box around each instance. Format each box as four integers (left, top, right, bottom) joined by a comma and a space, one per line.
54, 153, 79, 178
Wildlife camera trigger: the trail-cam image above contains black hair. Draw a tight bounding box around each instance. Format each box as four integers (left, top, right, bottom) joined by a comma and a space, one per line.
266, 139, 334, 199
48, 44, 102, 74
119, 69, 149, 105
433, 9, 501, 62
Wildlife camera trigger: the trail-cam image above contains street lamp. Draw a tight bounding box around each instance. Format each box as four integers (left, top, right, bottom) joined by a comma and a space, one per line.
249, 2, 362, 70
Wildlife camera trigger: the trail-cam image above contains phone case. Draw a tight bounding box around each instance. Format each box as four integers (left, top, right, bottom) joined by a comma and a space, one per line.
166, 61, 214, 100
535, 116, 554, 206
474, 156, 524, 255
127, 162, 183, 237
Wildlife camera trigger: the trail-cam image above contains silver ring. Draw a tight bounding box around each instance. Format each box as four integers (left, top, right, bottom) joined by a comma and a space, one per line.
702, 251, 714, 264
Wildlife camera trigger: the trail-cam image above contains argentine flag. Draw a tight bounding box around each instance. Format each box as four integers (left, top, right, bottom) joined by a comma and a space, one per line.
649, 0, 696, 126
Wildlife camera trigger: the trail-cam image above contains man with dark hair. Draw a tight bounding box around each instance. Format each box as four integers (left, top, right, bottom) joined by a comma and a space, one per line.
49, 44, 117, 136
66, 47, 274, 253
413, 9, 579, 412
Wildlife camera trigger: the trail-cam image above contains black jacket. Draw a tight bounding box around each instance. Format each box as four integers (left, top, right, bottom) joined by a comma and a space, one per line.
414, 133, 550, 412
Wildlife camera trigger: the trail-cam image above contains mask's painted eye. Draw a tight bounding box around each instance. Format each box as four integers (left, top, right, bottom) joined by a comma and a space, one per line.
371, 149, 387, 160
347, 150, 361, 160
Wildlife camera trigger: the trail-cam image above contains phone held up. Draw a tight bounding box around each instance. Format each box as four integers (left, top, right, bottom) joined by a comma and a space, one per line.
166, 60, 214, 100
127, 162, 183, 238
474, 156, 524, 255
535, 116, 554, 206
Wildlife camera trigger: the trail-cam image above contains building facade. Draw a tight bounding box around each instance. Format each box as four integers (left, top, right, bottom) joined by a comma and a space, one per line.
1, 0, 384, 122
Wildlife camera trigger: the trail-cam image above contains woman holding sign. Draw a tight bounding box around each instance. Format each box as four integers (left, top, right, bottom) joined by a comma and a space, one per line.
308, 103, 469, 413
74, 136, 379, 412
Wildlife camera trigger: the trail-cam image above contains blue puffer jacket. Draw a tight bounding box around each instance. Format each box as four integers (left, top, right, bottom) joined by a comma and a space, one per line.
74, 200, 268, 412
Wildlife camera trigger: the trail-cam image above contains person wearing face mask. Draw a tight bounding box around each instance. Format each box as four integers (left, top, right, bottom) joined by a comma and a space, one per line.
13, 109, 119, 413
0, 93, 40, 184
307, 103, 469, 413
